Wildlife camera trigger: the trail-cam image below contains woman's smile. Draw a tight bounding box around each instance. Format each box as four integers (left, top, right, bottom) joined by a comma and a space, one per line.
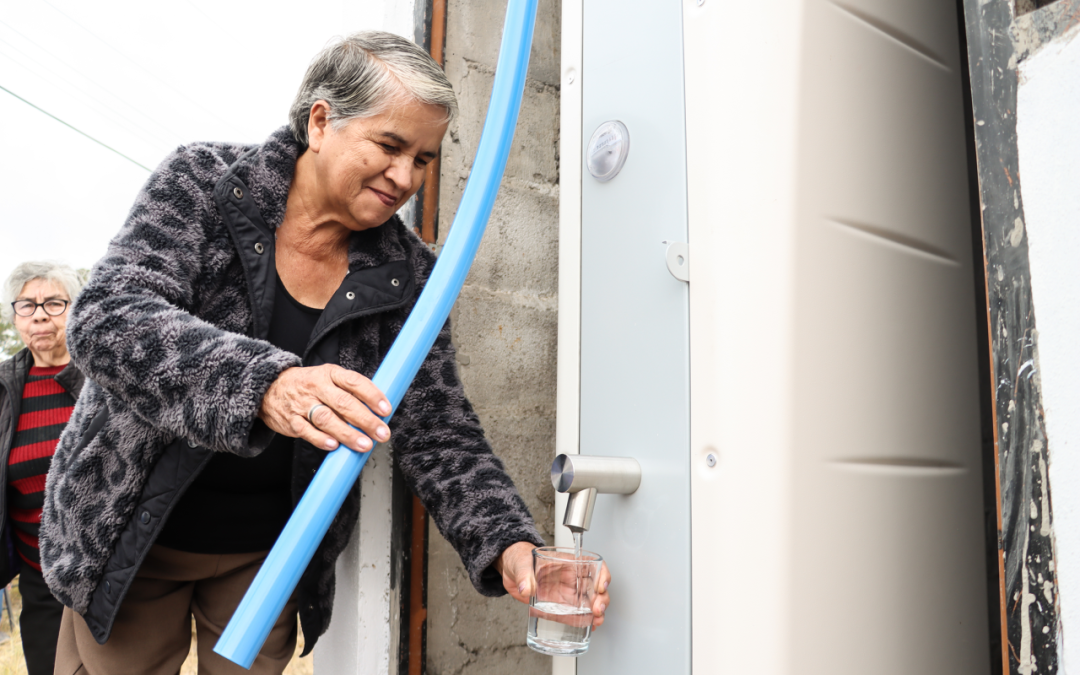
368, 186, 398, 207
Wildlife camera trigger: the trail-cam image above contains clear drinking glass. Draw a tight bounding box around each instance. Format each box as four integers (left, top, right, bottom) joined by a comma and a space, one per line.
526, 546, 603, 656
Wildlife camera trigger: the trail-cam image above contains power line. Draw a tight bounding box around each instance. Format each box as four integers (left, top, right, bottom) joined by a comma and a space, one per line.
0, 84, 151, 172
0, 18, 186, 149
38, 0, 248, 139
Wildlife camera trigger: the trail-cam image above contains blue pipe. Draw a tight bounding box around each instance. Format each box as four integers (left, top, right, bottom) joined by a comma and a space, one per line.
214, 0, 539, 667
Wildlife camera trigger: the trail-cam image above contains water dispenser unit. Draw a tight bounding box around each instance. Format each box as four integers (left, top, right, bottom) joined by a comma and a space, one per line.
551, 454, 642, 533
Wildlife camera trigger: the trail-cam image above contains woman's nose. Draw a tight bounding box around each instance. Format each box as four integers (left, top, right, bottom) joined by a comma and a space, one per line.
386, 155, 414, 192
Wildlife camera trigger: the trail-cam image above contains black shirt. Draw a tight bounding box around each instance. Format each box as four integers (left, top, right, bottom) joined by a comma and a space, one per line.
156, 277, 322, 553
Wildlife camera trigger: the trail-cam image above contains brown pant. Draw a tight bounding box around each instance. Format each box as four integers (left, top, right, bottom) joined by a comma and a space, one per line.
54, 545, 298, 675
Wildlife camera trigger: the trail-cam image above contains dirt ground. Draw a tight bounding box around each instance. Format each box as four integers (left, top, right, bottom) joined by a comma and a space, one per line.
0, 577, 313, 675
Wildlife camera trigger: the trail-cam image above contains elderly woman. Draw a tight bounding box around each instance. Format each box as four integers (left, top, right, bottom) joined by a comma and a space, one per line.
0, 261, 85, 675
41, 31, 610, 675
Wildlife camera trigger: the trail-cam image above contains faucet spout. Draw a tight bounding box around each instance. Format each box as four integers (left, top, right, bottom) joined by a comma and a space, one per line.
551, 454, 641, 533
563, 487, 598, 533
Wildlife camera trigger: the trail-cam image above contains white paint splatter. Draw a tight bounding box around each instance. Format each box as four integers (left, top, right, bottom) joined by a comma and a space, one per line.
1011, 217, 1026, 247
1019, 532, 1039, 675
1038, 446, 1052, 537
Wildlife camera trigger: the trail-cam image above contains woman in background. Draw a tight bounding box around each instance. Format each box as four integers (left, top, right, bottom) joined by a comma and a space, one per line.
0, 261, 84, 675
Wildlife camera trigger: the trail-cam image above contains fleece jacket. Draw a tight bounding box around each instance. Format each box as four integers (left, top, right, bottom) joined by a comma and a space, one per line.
40, 127, 544, 653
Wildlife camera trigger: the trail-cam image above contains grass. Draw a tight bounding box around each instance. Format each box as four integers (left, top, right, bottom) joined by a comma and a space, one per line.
0, 577, 312, 675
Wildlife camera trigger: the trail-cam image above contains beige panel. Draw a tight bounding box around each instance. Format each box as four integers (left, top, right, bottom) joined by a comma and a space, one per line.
685, 0, 990, 673
789, 2, 990, 673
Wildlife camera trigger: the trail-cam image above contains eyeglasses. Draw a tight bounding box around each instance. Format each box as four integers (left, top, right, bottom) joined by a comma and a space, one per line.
12, 299, 70, 317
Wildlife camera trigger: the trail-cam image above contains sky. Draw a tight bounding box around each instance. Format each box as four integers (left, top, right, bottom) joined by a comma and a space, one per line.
0, 0, 415, 281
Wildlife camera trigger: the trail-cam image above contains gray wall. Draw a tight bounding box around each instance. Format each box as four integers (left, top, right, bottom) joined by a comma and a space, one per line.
425, 0, 561, 673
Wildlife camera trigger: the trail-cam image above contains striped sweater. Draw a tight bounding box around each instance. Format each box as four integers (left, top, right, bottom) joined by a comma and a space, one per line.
9, 365, 74, 570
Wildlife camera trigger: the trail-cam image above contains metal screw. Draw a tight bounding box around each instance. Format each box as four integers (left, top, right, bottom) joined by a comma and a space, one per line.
706, 454, 716, 467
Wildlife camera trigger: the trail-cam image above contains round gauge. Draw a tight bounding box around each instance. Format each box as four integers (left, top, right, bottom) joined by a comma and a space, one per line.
586, 120, 630, 182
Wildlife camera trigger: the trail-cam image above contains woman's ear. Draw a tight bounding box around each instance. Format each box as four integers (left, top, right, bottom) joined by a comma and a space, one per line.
307, 101, 332, 153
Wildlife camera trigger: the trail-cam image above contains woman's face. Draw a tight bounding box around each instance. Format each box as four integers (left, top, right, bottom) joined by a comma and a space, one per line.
13, 278, 71, 362
308, 99, 449, 231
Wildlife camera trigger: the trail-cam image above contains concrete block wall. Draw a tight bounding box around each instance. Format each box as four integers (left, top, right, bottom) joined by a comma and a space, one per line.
425, 0, 561, 673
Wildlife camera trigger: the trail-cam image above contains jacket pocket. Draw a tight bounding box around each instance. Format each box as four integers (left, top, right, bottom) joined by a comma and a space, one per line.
73, 407, 110, 457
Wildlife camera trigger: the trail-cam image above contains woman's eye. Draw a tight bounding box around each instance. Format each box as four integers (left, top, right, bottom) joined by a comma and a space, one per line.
379, 143, 397, 153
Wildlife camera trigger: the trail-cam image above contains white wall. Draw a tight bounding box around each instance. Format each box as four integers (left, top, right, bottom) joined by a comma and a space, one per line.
1017, 25, 1080, 674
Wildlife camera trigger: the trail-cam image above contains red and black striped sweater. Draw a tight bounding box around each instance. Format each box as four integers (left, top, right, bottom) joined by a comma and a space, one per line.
9, 365, 75, 570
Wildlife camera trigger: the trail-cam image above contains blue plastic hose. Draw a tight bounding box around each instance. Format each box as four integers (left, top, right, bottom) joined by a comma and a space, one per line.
213, 0, 539, 667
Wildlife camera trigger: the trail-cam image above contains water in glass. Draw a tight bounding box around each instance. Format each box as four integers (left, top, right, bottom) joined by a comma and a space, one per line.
527, 601, 594, 655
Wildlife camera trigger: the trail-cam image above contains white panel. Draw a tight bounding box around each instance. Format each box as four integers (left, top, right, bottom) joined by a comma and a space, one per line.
683, 3, 804, 674
554, 0, 583, 671
314, 444, 396, 674
1018, 30, 1080, 674
556, 0, 584, 552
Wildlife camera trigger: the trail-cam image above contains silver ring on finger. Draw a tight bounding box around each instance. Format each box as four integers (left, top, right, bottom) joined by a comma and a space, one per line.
307, 403, 329, 427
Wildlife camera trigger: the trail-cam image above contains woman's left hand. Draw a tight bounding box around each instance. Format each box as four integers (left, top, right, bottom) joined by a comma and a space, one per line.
495, 541, 612, 628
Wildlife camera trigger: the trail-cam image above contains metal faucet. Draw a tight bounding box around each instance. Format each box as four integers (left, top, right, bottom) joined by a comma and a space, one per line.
550, 454, 642, 533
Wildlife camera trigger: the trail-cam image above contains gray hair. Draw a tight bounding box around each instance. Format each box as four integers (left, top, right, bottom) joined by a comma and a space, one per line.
289, 31, 457, 148
1, 261, 85, 322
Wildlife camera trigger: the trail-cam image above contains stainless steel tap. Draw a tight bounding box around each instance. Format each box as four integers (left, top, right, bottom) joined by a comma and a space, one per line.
550, 454, 642, 533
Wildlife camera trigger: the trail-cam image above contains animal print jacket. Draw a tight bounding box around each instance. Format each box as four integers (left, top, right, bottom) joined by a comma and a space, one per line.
40, 126, 544, 653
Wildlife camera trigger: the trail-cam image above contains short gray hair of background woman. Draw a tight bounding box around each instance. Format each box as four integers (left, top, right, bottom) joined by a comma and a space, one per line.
1, 261, 85, 322
289, 30, 458, 149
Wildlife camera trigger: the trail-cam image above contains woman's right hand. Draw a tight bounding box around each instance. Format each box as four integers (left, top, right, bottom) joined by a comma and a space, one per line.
258, 364, 392, 452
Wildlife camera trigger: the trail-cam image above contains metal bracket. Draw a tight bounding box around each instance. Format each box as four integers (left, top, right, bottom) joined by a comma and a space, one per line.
664, 241, 689, 282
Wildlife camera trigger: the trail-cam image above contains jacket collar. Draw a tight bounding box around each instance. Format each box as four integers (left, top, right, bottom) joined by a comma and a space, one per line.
226, 126, 298, 235
56, 361, 85, 398
0, 348, 83, 398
